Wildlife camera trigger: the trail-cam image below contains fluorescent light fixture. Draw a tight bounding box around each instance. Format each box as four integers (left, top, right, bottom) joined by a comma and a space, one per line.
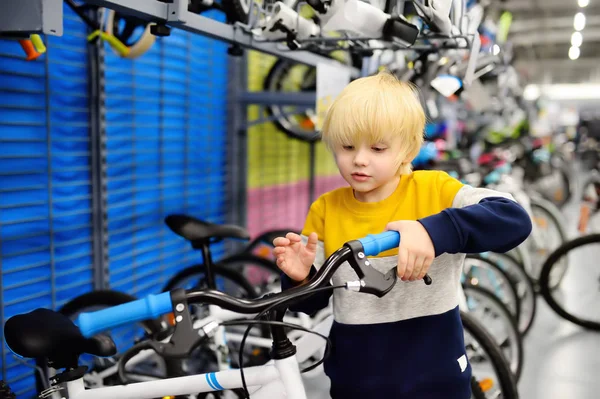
492, 44, 500, 55
571, 31, 583, 47
534, 84, 600, 100
569, 45, 581, 60
574, 12, 586, 31
578, 0, 589, 7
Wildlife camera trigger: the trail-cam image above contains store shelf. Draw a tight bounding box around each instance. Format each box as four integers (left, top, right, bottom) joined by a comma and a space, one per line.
240, 91, 317, 106
85, 0, 360, 76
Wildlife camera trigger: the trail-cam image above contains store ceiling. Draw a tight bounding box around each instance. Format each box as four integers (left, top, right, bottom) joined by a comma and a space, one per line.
501, 0, 600, 84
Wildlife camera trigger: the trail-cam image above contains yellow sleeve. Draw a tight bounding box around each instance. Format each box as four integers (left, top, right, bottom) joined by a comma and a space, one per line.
436, 171, 464, 209
301, 195, 325, 240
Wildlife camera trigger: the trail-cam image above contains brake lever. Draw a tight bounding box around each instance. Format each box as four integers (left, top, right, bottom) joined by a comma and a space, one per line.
344, 240, 396, 297
344, 240, 432, 298
148, 289, 206, 358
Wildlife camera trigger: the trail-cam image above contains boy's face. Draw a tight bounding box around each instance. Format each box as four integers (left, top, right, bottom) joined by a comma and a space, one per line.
333, 138, 404, 201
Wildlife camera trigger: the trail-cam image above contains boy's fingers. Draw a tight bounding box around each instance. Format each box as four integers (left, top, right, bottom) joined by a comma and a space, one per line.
273, 237, 290, 246
305, 232, 318, 252
272, 247, 286, 255
286, 232, 301, 242
411, 256, 425, 280
403, 252, 416, 281
385, 222, 400, 232
418, 258, 433, 280
397, 247, 408, 278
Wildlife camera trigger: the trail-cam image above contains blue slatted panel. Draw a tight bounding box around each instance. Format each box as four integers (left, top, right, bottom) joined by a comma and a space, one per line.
104, 11, 230, 316
0, 5, 93, 396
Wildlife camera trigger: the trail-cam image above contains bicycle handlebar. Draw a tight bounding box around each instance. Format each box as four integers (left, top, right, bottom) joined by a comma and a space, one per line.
77, 231, 428, 338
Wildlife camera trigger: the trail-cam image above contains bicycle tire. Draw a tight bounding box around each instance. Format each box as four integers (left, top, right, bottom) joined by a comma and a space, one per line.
528, 198, 568, 289
461, 311, 520, 399
162, 263, 259, 297
559, 164, 573, 206
35, 290, 164, 394
539, 233, 600, 331
221, 253, 281, 275
263, 59, 321, 142
464, 254, 521, 323
463, 285, 523, 381
244, 229, 300, 254
484, 252, 537, 337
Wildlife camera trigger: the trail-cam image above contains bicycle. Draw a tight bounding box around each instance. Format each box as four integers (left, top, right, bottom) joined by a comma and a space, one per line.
5, 231, 518, 398
31, 216, 328, 395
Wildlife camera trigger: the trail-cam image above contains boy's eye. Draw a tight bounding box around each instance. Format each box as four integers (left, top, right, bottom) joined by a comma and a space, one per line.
342, 145, 354, 150
372, 147, 387, 152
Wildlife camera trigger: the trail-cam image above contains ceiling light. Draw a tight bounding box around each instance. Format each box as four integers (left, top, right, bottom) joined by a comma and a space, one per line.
569, 45, 581, 60
579, 0, 589, 7
574, 12, 586, 31
571, 31, 583, 47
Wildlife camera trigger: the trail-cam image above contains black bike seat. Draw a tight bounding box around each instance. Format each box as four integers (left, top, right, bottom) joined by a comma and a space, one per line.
165, 214, 250, 243
4, 308, 116, 367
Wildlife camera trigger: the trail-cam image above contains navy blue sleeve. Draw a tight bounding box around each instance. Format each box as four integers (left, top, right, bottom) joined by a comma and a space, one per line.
418, 197, 533, 256
280, 266, 332, 315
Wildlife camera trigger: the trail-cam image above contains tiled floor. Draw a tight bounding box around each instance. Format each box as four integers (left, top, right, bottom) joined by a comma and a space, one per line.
518, 297, 600, 399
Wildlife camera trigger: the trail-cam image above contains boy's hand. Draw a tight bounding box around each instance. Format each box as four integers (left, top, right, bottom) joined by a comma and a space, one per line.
385, 221, 435, 281
272, 232, 318, 283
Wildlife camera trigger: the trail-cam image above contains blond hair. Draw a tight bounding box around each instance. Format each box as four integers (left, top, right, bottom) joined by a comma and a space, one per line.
321, 70, 425, 175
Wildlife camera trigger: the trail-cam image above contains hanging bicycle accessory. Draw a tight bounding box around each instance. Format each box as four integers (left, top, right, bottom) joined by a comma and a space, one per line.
104, 9, 157, 59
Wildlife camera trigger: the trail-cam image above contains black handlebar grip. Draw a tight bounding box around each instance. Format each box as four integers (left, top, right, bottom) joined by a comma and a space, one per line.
423, 274, 432, 285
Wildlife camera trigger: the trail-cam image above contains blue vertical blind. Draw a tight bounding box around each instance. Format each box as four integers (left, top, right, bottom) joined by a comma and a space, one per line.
0, 5, 94, 396
103, 12, 230, 299
0, 7, 231, 397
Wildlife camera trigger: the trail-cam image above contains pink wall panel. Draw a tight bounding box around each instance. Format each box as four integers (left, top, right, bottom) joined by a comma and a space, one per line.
246, 175, 346, 238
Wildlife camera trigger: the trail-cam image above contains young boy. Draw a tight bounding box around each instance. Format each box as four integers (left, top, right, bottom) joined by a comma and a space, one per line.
272, 71, 532, 398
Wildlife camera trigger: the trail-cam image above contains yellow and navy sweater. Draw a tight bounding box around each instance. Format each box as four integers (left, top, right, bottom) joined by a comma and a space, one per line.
281, 170, 532, 399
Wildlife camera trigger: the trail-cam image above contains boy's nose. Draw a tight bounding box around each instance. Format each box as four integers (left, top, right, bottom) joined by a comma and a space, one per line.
353, 150, 369, 166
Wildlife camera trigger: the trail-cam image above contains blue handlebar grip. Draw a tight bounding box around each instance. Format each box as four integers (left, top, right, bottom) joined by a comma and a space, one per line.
358, 231, 400, 257
76, 292, 173, 338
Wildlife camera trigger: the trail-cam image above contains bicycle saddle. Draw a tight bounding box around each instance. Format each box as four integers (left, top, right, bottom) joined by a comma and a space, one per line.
4, 308, 116, 368
165, 214, 250, 243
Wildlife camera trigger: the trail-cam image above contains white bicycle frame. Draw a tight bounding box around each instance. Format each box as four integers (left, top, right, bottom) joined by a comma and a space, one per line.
49, 315, 334, 399
72, 303, 332, 389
